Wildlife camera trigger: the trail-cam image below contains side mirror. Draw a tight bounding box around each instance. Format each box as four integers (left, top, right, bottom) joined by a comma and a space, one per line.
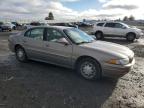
56, 38, 70, 45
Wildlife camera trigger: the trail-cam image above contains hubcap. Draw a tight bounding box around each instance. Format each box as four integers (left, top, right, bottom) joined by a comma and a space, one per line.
128, 34, 134, 40
80, 62, 96, 79
129, 36, 134, 40
17, 49, 24, 58
97, 33, 101, 38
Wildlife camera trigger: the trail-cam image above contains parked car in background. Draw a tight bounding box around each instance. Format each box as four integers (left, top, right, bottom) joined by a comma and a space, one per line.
9, 26, 135, 80
78, 22, 93, 27
41, 23, 49, 26
23, 22, 41, 29
93, 21, 144, 41
0, 22, 15, 31
11, 22, 22, 29
24, 22, 49, 29
51, 23, 78, 28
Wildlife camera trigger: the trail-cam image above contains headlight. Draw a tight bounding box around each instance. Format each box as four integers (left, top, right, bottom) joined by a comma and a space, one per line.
106, 58, 129, 65
119, 58, 129, 65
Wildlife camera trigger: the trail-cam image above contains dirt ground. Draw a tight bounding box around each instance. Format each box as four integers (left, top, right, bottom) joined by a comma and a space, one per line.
0, 31, 144, 108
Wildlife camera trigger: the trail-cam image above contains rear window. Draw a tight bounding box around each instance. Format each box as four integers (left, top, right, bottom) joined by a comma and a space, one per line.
97, 23, 104, 26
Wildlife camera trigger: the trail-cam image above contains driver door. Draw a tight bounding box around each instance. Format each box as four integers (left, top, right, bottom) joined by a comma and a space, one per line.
43, 28, 73, 67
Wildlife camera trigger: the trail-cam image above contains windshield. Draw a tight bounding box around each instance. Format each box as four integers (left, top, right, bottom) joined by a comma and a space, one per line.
64, 28, 94, 44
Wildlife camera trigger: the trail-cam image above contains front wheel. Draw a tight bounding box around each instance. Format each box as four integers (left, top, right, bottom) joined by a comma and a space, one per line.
15, 46, 28, 62
76, 58, 101, 80
126, 33, 136, 42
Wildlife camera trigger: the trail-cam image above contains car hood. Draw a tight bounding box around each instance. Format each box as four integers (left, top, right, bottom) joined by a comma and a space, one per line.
80, 41, 134, 58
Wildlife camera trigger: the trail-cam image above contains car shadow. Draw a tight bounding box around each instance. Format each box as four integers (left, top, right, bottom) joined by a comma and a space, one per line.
0, 55, 118, 108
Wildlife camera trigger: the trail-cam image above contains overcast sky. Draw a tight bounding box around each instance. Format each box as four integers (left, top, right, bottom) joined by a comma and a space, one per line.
0, 0, 144, 21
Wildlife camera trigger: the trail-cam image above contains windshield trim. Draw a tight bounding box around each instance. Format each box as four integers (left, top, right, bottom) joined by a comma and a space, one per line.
63, 29, 77, 44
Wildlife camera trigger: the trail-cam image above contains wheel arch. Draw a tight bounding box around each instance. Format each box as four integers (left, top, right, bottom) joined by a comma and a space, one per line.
15, 44, 24, 52
75, 55, 102, 72
95, 30, 103, 34
126, 32, 136, 37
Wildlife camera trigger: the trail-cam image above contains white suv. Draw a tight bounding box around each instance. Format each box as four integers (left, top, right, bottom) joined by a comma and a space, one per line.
93, 22, 144, 41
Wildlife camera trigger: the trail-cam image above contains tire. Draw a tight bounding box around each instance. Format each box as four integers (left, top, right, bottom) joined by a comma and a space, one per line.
95, 31, 103, 40
126, 33, 136, 42
76, 58, 101, 80
15, 46, 28, 62
13, 26, 16, 30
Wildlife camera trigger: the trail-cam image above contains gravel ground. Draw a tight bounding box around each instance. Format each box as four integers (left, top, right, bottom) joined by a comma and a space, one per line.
0, 31, 144, 108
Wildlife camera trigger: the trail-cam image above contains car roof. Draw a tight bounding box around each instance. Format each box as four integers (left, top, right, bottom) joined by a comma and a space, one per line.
96, 21, 122, 24
28, 26, 73, 30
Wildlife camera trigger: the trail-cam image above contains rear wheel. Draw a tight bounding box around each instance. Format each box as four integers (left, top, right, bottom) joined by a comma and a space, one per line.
15, 46, 27, 62
95, 31, 103, 40
126, 33, 136, 42
76, 58, 101, 80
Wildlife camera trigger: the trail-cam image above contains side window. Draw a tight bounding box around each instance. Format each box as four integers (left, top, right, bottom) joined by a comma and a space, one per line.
104, 23, 115, 28
24, 28, 44, 40
46, 28, 64, 42
115, 23, 124, 28
97, 23, 104, 26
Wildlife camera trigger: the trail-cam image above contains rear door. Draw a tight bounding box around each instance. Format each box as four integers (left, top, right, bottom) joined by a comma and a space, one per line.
43, 28, 73, 67
22, 27, 45, 59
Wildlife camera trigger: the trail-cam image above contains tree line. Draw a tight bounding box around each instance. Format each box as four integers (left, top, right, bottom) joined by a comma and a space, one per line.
123, 15, 135, 21
45, 12, 135, 22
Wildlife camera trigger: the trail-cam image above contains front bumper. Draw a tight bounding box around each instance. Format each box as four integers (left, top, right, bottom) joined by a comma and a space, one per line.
102, 58, 135, 78
136, 32, 144, 39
